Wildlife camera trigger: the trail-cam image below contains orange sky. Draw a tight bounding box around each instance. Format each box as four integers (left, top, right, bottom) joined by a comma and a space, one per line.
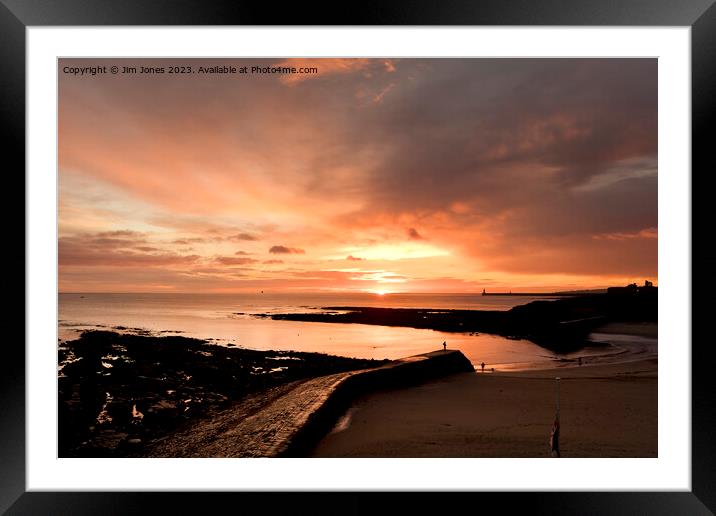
58, 58, 657, 293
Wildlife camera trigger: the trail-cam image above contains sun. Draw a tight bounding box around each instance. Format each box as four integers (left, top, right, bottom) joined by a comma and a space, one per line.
368, 289, 390, 296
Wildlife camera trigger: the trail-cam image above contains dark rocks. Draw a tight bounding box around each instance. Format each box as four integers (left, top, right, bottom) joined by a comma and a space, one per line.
58, 331, 389, 457
257, 290, 656, 353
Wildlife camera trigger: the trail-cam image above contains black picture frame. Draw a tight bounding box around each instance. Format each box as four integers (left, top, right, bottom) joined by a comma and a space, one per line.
2, 1, 714, 514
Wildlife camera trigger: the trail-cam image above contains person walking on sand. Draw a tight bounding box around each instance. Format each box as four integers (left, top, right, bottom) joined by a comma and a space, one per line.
481, 362, 485, 373
442, 341, 446, 350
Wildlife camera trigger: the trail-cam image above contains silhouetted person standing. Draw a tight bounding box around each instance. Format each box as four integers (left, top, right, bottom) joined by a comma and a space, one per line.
550, 415, 560, 457
442, 341, 446, 350
481, 362, 485, 372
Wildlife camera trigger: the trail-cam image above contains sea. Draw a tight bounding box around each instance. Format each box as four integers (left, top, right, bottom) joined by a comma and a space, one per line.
58, 292, 657, 372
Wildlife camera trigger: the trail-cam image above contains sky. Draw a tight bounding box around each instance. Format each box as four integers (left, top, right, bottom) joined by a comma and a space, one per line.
58, 58, 657, 294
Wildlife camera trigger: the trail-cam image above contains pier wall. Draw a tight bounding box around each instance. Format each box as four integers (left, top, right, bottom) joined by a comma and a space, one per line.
279, 349, 474, 456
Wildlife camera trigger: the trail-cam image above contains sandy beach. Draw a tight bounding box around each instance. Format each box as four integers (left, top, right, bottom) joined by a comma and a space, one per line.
310, 358, 657, 458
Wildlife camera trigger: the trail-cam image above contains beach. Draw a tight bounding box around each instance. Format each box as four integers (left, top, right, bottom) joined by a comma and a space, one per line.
58, 298, 658, 458
311, 358, 657, 458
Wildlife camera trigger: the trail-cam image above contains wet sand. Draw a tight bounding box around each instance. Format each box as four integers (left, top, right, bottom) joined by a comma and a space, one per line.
593, 320, 658, 339
310, 358, 657, 458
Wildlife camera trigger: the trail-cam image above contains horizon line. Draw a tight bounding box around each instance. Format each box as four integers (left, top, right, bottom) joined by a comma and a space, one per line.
57, 287, 635, 296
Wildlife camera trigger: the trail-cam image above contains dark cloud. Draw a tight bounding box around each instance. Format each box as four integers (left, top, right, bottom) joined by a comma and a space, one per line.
61, 230, 146, 250
172, 237, 212, 245
74, 230, 149, 249
234, 251, 252, 255
59, 232, 199, 267
214, 256, 259, 266
332, 59, 657, 276
227, 233, 259, 242
173, 234, 254, 245
346, 255, 364, 261
269, 245, 305, 255
350, 60, 655, 215
407, 228, 424, 240
96, 230, 144, 238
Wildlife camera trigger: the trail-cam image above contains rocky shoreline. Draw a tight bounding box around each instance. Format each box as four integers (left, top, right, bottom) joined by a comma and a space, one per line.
254, 291, 657, 352
58, 331, 388, 457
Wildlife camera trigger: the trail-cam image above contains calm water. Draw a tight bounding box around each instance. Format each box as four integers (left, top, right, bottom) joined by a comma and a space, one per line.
58, 292, 656, 371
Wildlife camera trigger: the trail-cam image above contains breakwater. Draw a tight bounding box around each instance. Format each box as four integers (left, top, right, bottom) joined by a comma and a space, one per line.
282, 349, 475, 456
146, 349, 474, 457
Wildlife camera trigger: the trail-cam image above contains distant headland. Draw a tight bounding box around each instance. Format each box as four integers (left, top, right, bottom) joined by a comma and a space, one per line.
481, 280, 655, 297
256, 282, 657, 353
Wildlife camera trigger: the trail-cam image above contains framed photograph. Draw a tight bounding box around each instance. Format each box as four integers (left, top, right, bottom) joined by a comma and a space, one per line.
4, 0, 714, 513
